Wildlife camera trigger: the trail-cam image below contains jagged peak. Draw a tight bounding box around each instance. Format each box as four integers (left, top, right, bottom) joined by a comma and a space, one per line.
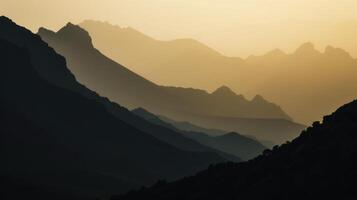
54, 22, 93, 48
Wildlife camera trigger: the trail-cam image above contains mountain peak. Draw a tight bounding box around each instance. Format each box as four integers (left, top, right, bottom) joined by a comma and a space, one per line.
294, 42, 319, 56
252, 94, 266, 103
212, 85, 236, 97
55, 22, 93, 48
266, 48, 286, 57
37, 27, 56, 36
0, 15, 12, 22
324, 45, 352, 59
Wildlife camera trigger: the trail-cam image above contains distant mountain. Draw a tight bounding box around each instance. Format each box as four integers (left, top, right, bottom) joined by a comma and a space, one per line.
114, 99, 357, 200
133, 108, 266, 160
163, 112, 306, 145
36, 23, 301, 144
80, 20, 357, 125
37, 23, 290, 120
244, 42, 357, 124
79, 20, 246, 91
0, 16, 228, 198
158, 116, 227, 137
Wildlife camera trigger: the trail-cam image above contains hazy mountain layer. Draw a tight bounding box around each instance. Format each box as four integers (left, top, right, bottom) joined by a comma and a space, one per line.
80, 20, 357, 124
158, 115, 227, 137
38, 23, 290, 120
164, 112, 306, 145
133, 108, 266, 160
114, 99, 357, 200
35, 23, 302, 144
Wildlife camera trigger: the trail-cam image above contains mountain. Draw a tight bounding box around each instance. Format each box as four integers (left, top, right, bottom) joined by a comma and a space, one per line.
114, 99, 357, 200
163, 112, 306, 145
80, 20, 357, 125
37, 23, 290, 121
36, 23, 302, 144
133, 108, 266, 160
79, 20, 246, 91
158, 116, 227, 137
244, 42, 357, 124
0, 16, 228, 198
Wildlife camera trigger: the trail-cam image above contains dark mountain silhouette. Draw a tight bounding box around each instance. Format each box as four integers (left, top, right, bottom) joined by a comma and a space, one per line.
36, 23, 303, 144
0, 16, 238, 160
80, 20, 357, 125
114, 99, 357, 200
0, 17, 230, 198
133, 108, 266, 160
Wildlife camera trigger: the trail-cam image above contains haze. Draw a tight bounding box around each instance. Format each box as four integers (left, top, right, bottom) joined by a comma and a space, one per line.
2, 0, 357, 57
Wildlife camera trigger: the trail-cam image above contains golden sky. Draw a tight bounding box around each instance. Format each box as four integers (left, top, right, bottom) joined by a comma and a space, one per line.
1, 0, 357, 57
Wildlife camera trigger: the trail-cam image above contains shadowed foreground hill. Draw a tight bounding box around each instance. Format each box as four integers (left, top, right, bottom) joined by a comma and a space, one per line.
115, 100, 357, 200
133, 108, 266, 160
0, 16, 238, 162
0, 17, 229, 198
35, 23, 306, 144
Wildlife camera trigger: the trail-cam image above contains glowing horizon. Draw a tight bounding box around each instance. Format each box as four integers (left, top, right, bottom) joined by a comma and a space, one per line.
1, 0, 357, 57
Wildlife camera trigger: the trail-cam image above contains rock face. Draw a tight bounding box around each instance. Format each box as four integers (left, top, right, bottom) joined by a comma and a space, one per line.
114, 99, 357, 200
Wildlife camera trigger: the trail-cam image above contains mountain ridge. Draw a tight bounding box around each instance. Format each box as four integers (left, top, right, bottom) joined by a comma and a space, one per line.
114, 99, 357, 200
36, 22, 302, 144
0, 16, 230, 198
132, 108, 266, 160
79, 19, 357, 124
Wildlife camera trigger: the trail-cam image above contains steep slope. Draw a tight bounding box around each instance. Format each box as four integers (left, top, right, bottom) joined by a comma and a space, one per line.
115, 99, 357, 200
0, 17, 227, 198
0, 16, 239, 160
133, 108, 266, 160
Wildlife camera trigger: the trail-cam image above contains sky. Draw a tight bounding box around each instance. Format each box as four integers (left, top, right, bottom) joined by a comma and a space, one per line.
1, 0, 357, 57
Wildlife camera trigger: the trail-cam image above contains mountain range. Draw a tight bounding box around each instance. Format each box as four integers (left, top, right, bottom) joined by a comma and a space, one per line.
37, 22, 305, 144
114, 99, 357, 200
80, 20, 357, 124
0, 16, 237, 199
1, 15, 356, 200
132, 108, 267, 160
